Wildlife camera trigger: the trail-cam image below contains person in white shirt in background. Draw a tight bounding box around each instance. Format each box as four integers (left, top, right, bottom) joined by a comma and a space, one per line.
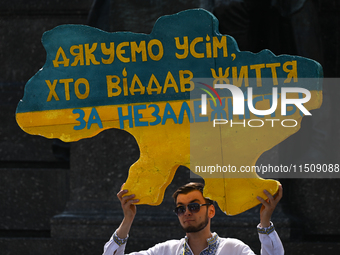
103, 182, 284, 255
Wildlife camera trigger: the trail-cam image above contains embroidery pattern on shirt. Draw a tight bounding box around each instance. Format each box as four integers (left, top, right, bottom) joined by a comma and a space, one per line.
113, 231, 129, 246
180, 233, 220, 255
257, 222, 275, 235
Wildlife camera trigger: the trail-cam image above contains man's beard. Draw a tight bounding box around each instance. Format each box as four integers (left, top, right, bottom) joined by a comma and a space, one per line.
182, 212, 209, 233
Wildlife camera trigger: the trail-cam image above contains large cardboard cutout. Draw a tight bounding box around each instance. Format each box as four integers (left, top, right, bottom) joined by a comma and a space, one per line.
16, 9, 322, 215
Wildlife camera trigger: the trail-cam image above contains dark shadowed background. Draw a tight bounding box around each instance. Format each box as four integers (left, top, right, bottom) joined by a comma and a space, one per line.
1, 0, 340, 254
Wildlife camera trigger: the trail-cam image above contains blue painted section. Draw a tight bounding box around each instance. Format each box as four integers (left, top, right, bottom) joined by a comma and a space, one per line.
16, 9, 323, 114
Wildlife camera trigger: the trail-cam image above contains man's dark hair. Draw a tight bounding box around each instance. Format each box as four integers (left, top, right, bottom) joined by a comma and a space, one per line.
172, 182, 214, 204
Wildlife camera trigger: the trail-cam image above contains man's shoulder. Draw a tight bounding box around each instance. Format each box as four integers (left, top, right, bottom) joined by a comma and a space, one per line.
151, 238, 184, 252
159, 238, 184, 245
218, 237, 253, 251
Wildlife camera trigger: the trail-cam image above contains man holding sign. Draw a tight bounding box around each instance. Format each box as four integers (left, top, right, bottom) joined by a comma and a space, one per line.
103, 182, 284, 255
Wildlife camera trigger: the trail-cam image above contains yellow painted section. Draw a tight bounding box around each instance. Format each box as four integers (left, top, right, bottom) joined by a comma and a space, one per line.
16, 90, 322, 215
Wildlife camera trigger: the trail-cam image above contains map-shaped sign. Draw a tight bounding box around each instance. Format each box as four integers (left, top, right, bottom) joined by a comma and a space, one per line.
16, 9, 322, 215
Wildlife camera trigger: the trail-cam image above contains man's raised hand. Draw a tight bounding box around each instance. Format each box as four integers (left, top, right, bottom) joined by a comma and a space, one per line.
116, 184, 139, 239
257, 184, 283, 228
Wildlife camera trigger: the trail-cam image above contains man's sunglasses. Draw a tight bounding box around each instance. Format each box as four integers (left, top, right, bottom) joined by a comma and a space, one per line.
174, 203, 212, 216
